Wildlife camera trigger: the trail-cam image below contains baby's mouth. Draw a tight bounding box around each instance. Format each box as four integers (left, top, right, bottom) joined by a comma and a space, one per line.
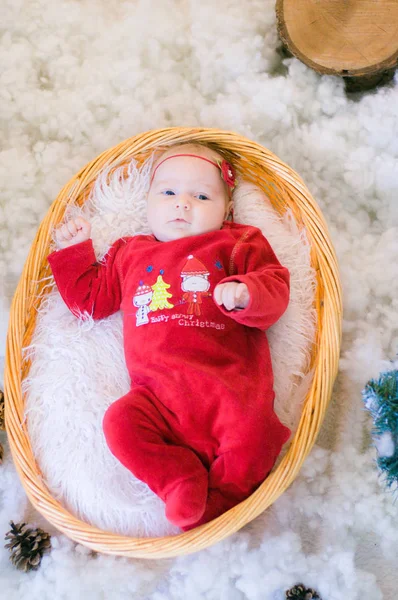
169, 218, 190, 224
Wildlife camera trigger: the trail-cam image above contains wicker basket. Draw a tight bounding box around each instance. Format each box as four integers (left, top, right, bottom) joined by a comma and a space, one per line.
4, 127, 342, 559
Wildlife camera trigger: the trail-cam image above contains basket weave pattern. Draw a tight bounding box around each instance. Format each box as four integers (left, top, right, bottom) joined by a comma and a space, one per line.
5, 128, 342, 558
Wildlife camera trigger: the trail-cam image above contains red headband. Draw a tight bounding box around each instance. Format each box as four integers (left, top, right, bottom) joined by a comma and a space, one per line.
151, 153, 236, 193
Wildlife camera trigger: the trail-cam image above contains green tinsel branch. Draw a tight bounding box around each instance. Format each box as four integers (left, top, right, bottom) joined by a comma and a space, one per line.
362, 368, 398, 489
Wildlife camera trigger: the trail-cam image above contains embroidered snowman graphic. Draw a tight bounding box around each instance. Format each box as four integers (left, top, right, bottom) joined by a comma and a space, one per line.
133, 282, 153, 327
180, 255, 211, 316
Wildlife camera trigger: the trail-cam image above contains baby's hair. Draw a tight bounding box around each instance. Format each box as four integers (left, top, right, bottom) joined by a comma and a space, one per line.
152, 141, 226, 167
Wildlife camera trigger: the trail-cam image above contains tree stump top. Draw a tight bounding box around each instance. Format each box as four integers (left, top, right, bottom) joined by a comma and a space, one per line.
276, 0, 398, 78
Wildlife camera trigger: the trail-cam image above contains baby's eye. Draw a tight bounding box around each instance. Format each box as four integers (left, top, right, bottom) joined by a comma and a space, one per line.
197, 194, 209, 201
162, 190, 175, 196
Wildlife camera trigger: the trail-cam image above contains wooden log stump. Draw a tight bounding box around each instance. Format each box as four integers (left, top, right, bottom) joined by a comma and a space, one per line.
276, 0, 398, 91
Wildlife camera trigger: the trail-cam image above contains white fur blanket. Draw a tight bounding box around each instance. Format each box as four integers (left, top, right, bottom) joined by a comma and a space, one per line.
1, 0, 398, 598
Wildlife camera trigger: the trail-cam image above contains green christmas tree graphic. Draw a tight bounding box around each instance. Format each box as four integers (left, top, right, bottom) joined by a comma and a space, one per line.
149, 272, 174, 311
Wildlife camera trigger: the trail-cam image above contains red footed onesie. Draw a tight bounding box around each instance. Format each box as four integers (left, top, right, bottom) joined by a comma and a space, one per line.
48, 222, 291, 530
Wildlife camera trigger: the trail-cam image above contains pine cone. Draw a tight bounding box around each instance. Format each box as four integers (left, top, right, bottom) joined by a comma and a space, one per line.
286, 584, 321, 600
0, 442, 3, 464
0, 389, 4, 430
5, 521, 51, 572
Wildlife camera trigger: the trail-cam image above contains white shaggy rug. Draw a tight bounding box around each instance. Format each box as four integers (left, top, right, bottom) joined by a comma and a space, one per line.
1, 0, 398, 598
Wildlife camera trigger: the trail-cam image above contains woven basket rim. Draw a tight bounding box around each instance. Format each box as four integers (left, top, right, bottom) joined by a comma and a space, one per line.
5, 127, 342, 558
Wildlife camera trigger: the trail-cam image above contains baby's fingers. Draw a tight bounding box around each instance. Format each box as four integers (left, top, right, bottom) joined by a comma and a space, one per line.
55, 224, 71, 241
214, 283, 237, 310
66, 219, 78, 237
74, 216, 91, 237
213, 283, 224, 306
213, 285, 223, 306
235, 283, 250, 308
222, 285, 237, 311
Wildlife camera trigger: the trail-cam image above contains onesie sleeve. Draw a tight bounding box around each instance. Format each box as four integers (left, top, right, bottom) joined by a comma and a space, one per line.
47, 238, 126, 320
216, 227, 290, 329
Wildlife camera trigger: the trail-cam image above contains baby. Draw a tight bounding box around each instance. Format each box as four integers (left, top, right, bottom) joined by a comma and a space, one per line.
48, 143, 291, 530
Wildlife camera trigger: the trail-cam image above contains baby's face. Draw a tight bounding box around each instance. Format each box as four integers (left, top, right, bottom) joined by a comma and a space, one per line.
147, 155, 229, 242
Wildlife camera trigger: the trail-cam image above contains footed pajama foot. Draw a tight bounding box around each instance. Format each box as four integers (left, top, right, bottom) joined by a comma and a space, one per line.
165, 475, 208, 528
181, 488, 238, 531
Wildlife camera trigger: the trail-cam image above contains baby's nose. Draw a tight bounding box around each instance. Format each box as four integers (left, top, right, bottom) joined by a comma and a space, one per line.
175, 195, 191, 210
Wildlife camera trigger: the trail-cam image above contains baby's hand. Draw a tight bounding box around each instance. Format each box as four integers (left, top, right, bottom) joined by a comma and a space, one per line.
54, 217, 92, 250
214, 282, 250, 311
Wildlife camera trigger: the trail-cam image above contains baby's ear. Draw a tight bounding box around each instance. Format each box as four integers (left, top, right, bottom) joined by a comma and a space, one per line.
225, 200, 234, 220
